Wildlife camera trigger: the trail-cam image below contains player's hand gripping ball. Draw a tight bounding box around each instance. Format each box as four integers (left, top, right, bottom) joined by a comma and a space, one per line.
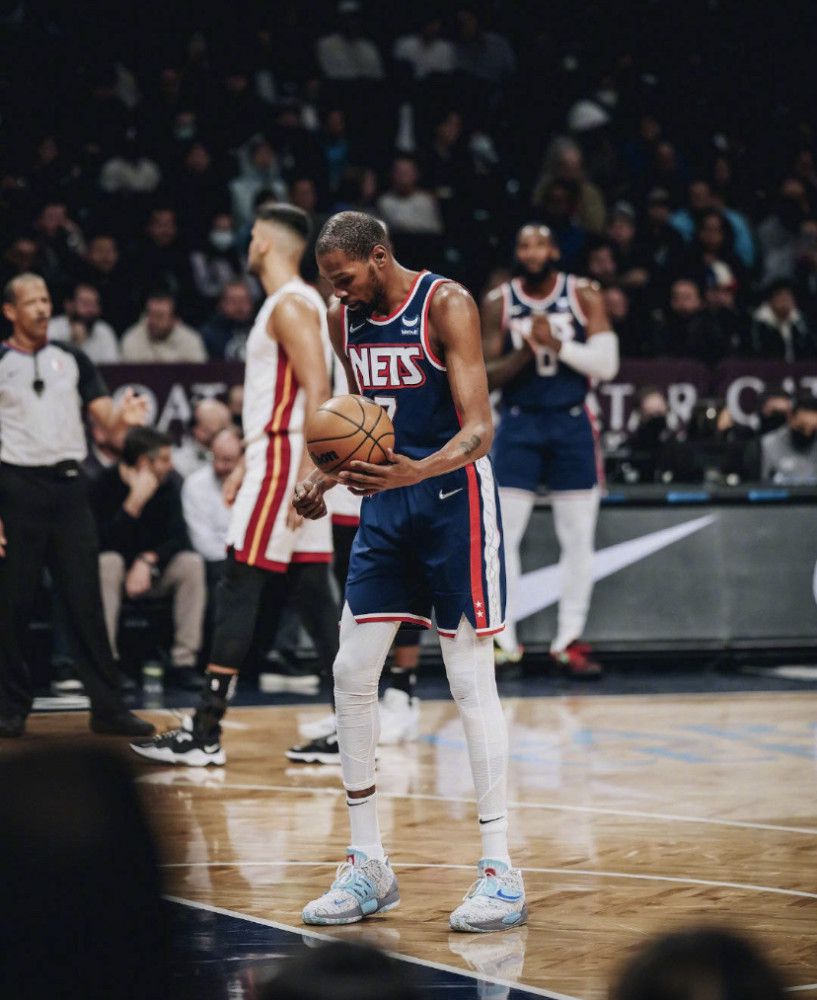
305, 395, 395, 477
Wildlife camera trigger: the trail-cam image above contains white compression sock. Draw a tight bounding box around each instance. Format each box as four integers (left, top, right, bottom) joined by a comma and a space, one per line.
333, 604, 398, 856
550, 488, 600, 652
440, 618, 511, 866
497, 489, 535, 653
347, 791, 385, 861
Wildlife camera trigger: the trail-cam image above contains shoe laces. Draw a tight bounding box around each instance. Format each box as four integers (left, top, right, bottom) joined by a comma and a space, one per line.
462, 873, 498, 901
331, 861, 373, 902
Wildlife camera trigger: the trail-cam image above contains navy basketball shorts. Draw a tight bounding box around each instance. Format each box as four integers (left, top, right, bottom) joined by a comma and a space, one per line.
492, 403, 601, 493
345, 456, 506, 637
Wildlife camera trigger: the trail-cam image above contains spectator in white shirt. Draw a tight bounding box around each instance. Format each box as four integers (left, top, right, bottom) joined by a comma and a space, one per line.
393, 16, 455, 80
121, 293, 207, 363
181, 428, 243, 603
48, 282, 120, 364
377, 157, 443, 235
316, 1, 385, 81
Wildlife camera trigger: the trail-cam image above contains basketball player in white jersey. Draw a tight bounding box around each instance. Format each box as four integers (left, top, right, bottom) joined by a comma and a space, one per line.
131, 204, 336, 765
483, 224, 619, 677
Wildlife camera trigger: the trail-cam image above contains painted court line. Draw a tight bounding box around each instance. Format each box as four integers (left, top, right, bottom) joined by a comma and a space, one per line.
167, 894, 574, 1000
139, 776, 817, 837
161, 860, 817, 901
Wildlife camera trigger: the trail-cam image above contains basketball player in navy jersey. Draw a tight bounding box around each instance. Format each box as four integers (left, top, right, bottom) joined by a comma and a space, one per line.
294, 211, 526, 932
483, 224, 619, 677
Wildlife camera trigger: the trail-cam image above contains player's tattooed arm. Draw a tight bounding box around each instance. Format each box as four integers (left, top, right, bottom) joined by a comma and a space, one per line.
480, 286, 534, 391
460, 433, 482, 456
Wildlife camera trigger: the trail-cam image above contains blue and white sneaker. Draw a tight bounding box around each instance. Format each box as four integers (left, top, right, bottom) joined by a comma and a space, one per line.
449, 859, 527, 933
302, 849, 400, 926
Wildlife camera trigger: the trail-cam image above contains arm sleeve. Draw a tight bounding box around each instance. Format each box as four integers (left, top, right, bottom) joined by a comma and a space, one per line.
75, 347, 109, 404
558, 331, 620, 382
55, 341, 108, 403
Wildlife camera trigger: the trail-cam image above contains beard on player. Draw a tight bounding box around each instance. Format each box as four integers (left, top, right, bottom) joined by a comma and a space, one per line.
512, 257, 556, 286
346, 263, 388, 316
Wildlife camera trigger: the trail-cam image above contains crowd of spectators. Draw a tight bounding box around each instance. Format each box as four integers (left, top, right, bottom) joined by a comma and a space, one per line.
2, 1, 816, 360
2, 1, 817, 514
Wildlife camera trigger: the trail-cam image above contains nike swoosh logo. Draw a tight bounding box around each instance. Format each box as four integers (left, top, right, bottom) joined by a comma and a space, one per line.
349, 321, 365, 333
402, 315, 419, 327
496, 889, 523, 901
439, 488, 464, 500
513, 514, 717, 622
204, 745, 220, 753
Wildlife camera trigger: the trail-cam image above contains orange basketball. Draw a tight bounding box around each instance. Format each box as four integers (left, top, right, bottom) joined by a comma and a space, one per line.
305, 395, 395, 476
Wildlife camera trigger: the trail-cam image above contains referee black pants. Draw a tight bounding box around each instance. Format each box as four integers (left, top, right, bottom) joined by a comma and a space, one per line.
0, 463, 121, 718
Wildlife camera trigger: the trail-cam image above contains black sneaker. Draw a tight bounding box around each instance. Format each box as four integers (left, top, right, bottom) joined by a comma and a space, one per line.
130, 716, 226, 767
286, 731, 341, 764
259, 659, 320, 694
90, 710, 155, 738
50, 661, 84, 696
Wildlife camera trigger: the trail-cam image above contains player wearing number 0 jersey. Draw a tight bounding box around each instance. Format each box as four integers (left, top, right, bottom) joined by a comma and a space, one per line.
482, 224, 619, 678
294, 212, 525, 933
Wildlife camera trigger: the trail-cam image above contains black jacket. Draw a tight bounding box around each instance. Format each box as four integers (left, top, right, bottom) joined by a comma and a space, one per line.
90, 467, 191, 570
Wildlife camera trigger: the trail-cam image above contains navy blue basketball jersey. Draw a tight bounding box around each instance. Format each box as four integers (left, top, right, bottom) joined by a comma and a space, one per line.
499, 272, 589, 411
341, 270, 460, 460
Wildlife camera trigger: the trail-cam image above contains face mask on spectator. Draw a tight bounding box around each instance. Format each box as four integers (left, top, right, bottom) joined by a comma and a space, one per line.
175, 122, 196, 141
789, 427, 815, 451
210, 230, 234, 251
760, 412, 788, 434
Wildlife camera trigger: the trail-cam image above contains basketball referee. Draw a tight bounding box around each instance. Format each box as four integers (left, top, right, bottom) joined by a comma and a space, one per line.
0, 273, 155, 738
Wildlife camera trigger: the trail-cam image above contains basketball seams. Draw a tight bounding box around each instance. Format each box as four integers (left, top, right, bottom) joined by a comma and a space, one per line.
306, 395, 394, 475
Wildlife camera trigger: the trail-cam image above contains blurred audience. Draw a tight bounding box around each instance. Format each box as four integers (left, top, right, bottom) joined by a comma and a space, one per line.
92, 427, 205, 680
611, 925, 786, 1000
749, 281, 817, 360
0, 746, 173, 1000
173, 398, 233, 478
122, 292, 207, 363
761, 392, 817, 485
199, 279, 255, 360
48, 281, 120, 363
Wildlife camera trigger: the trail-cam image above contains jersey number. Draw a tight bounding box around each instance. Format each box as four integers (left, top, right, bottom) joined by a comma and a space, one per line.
374, 395, 397, 421
509, 313, 575, 377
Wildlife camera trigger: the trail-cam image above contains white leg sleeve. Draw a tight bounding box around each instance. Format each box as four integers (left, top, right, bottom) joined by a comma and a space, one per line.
333, 603, 398, 792
497, 488, 535, 652
550, 487, 600, 652
440, 618, 509, 825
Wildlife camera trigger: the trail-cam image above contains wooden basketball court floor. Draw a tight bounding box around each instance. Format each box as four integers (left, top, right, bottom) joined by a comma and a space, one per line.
27, 689, 817, 999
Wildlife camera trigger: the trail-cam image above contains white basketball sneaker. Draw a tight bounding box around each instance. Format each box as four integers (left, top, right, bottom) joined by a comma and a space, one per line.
298, 712, 337, 741
449, 859, 527, 933
378, 688, 420, 745
302, 849, 400, 925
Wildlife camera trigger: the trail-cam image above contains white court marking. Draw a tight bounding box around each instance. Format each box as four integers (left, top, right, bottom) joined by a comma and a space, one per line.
160, 859, 817, 901
167, 894, 575, 1000
137, 776, 817, 837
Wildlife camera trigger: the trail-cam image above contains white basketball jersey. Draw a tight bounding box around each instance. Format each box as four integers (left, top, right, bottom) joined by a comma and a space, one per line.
242, 278, 330, 447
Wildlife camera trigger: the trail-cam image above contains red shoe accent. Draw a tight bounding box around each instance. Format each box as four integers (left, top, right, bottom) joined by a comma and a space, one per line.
551, 641, 603, 679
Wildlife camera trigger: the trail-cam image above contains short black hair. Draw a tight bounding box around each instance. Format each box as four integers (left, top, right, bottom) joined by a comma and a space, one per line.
145, 290, 175, 308
315, 211, 388, 261
793, 389, 817, 415
121, 426, 172, 466
255, 202, 312, 242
